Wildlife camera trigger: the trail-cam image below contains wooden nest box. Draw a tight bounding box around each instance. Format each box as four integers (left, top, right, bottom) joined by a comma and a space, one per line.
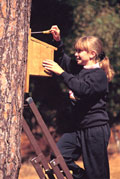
25, 29, 57, 93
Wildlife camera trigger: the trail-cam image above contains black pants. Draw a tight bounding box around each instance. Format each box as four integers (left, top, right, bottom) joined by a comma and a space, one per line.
53, 124, 110, 179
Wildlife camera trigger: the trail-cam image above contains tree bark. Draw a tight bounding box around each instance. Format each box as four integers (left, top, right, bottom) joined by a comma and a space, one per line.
0, 0, 32, 178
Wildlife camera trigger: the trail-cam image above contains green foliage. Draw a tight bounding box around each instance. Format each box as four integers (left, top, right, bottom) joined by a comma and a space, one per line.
28, 0, 120, 134
64, 1, 120, 56
63, 0, 120, 124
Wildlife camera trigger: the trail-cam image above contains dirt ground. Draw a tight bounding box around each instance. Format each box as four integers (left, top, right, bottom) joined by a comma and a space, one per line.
19, 127, 120, 179
19, 153, 120, 179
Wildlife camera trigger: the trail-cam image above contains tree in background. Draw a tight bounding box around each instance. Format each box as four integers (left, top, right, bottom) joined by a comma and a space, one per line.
63, 0, 120, 125
0, 0, 31, 178
28, 0, 120, 136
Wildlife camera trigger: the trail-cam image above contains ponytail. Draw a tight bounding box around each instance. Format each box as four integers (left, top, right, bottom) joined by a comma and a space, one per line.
99, 56, 115, 82
74, 35, 115, 82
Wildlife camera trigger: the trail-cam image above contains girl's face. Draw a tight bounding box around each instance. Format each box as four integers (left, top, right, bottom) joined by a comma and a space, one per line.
75, 49, 91, 66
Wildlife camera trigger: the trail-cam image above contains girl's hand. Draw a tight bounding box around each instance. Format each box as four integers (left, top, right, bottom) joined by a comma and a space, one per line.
50, 25, 61, 41
43, 60, 64, 75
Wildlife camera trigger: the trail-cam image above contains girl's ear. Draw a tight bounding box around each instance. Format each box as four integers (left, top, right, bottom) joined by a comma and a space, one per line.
90, 50, 96, 59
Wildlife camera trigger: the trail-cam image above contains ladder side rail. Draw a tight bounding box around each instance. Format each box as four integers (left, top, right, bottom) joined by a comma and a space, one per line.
31, 157, 47, 179
22, 117, 51, 171
51, 155, 73, 179
31, 154, 56, 179
22, 117, 64, 179
26, 98, 61, 156
50, 161, 65, 179
22, 117, 41, 155
26, 97, 73, 179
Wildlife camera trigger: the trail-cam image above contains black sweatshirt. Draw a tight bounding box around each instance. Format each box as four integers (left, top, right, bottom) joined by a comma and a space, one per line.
53, 41, 109, 128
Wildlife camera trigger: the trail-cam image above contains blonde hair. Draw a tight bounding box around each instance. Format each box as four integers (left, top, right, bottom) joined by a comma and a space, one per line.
75, 36, 115, 81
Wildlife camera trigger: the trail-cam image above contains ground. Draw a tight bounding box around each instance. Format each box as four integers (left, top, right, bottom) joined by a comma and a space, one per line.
19, 125, 120, 179
19, 153, 120, 179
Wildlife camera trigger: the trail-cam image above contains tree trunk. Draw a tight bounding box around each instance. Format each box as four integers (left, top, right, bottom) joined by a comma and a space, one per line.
0, 0, 32, 178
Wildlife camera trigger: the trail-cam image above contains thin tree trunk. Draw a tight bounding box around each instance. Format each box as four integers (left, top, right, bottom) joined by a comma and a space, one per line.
0, 0, 32, 178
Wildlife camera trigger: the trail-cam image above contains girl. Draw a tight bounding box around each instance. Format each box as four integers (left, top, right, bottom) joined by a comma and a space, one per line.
43, 26, 114, 179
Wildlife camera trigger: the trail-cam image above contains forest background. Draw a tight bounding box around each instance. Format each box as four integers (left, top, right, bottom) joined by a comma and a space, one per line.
24, 0, 120, 139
